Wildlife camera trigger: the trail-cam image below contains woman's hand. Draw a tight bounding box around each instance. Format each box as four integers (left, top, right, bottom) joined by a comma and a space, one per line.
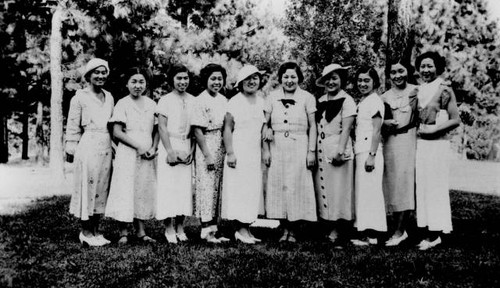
262, 149, 271, 167
142, 147, 157, 160
364, 155, 375, 172
226, 152, 237, 168
330, 151, 345, 166
166, 150, 180, 166
205, 153, 215, 170
417, 125, 438, 140
263, 127, 274, 142
65, 153, 74, 163
137, 144, 149, 156
306, 150, 316, 169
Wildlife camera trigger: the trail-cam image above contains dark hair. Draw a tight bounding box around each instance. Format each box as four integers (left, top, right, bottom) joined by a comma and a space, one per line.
237, 73, 263, 92
277, 62, 304, 84
355, 66, 380, 90
200, 64, 227, 88
389, 58, 416, 85
415, 51, 446, 76
167, 64, 190, 87
125, 67, 151, 84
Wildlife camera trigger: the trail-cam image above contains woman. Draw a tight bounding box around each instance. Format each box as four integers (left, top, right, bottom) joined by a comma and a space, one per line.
351, 66, 387, 246
105, 67, 158, 244
381, 59, 419, 246
264, 61, 317, 243
314, 64, 356, 246
156, 65, 195, 244
192, 64, 230, 243
221, 65, 266, 244
414, 51, 460, 250
65, 58, 114, 246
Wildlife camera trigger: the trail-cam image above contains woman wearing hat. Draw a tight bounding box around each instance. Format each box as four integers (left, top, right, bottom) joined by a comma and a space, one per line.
414, 51, 460, 250
263, 61, 317, 243
314, 63, 356, 246
65, 58, 114, 246
221, 64, 266, 244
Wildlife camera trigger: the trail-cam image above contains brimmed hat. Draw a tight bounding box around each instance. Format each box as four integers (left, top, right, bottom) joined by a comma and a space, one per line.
316, 64, 350, 87
83, 58, 109, 79
236, 65, 265, 87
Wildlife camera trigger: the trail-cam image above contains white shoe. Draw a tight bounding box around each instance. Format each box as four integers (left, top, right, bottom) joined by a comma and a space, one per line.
200, 227, 212, 240
350, 239, 370, 246
95, 234, 111, 245
419, 237, 442, 251
176, 232, 188, 242
385, 231, 408, 247
235, 231, 255, 244
79, 232, 103, 247
165, 230, 178, 244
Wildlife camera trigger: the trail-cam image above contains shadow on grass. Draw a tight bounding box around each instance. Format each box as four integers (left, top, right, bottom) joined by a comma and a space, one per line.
0, 191, 499, 287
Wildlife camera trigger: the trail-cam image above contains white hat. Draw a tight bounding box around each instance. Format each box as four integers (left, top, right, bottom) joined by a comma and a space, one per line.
236, 65, 265, 87
315, 64, 350, 87
83, 58, 109, 79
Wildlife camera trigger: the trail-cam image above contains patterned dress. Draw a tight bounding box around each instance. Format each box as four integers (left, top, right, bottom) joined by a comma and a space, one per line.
156, 92, 195, 220
221, 93, 265, 224
354, 92, 387, 232
192, 90, 227, 223
265, 88, 317, 222
105, 96, 157, 222
381, 84, 418, 213
416, 78, 454, 233
315, 90, 356, 222
65, 87, 114, 221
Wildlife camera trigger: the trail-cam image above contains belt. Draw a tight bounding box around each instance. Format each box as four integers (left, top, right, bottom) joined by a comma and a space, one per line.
84, 127, 109, 133
274, 129, 307, 138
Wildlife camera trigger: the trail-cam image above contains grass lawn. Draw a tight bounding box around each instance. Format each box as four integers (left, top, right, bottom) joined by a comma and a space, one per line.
1, 191, 499, 287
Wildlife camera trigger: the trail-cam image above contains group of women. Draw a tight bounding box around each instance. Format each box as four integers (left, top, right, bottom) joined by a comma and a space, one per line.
65, 50, 460, 251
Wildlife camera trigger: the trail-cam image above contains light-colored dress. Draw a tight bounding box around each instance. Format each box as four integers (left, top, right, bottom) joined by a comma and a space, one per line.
354, 92, 387, 232
315, 90, 356, 221
265, 88, 317, 222
381, 85, 418, 213
221, 93, 265, 224
192, 91, 227, 223
105, 96, 157, 222
65, 87, 114, 221
156, 92, 195, 220
416, 78, 453, 233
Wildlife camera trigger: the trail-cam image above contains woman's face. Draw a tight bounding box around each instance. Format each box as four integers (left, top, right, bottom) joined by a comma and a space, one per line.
357, 72, 374, 96
127, 73, 147, 98
390, 63, 408, 88
242, 73, 260, 94
173, 72, 189, 93
281, 69, 299, 93
419, 58, 437, 83
89, 66, 108, 87
324, 71, 342, 94
207, 71, 224, 95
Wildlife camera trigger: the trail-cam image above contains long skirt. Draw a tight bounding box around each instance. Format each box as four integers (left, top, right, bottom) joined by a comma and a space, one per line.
416, 139, 453, 233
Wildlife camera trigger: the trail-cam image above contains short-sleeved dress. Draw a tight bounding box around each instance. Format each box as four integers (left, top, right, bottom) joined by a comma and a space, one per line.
65, 87, 114, 221
192, 90, 227, 223
315, 90, 356, 222
221, 93, 265, 224
416, 78, 453, 233
156, 92, 195, 220
105, 96, 157, 222
354, 92, 387, 232
381, 85, 418, 213
265, 88, 317, 222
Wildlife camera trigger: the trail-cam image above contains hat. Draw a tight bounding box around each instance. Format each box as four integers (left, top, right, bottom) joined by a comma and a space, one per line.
236, 65, 265, 87
315, 64, 351, 87
83, 58, 109, 79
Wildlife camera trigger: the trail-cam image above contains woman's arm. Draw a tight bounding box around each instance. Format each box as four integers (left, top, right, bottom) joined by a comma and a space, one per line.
158, 114, 179, 165
365, 116, 383, 172
263, 111, 274, 141
419, 87, 461, 139
65, 96, 83, 162
112, 122, 149, 155
223, 112, 236, 168
262, 119, 271, 167
332, 115, 355, 165
194, 126, 214, 169
306, 112, 317, 169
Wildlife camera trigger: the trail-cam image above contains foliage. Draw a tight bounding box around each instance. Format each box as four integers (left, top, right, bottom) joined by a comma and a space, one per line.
1, 192, 499, 287
411, 0, 500, 160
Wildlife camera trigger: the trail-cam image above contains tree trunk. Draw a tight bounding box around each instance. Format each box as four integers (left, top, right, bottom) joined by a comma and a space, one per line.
21, 104, 30, 160
385, 0, 397, 90
49, 4, 65, 180
0, 108, 8, 163
35, 101, 46, 164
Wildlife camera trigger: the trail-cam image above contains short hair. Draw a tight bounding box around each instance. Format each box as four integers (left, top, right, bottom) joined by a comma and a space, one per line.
200, 64, 227, 88
355, 66, 381, 90
415, 51, 446, 76
277, 62, 304, 84
237, 73, 263, 92
125, 67, 151, 85
167, 64, 190, 87
321, 69, 349, 89
389, 58, 416, 85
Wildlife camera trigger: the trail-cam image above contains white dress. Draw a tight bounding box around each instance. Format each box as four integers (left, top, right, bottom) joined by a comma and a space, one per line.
156, 92, 195, 220
105, 96, 157, 222
354, 92, 387, 232
221, 93, 265, 224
